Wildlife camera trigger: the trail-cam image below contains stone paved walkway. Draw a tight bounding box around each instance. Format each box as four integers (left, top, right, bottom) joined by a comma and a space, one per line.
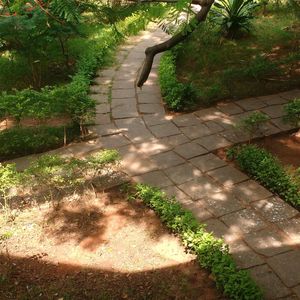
9, 27, 300, 299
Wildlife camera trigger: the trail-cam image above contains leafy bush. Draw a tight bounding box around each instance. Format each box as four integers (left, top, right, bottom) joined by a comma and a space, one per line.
283, 98, 300, 127
236, 111, 270, 140
134, 184, 262, 300
211, 0, 260, 38
159, 49, 197, 111
0, 125, 80, 161
228, 145, 300, 207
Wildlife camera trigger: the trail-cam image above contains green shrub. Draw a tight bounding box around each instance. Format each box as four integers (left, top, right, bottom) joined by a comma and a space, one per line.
134, 184, 262, 300
236, 111, 270, 140
283, 98, 300, 127
211, 0, 260, 38
0, 125, 80, 161
159, 50, 197, 111
228, 144, 300, 207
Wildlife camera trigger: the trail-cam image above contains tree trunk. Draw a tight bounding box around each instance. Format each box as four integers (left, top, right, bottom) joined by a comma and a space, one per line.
137, 0, 214, 87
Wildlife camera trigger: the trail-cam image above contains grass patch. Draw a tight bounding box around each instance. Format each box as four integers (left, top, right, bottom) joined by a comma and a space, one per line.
176, 6, 300, 107
227, 144, 300, 209
134, 184, 263, 300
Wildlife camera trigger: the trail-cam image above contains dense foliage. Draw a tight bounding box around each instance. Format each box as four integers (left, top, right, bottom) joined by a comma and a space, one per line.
159, 49, 197, 111
134, 184, 263, 300
227, 145, 300, 208
0, 125, 80, 161
211, 0, 259, 38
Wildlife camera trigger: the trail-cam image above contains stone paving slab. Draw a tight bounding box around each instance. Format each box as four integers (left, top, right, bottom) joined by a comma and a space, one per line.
173, 142, 208, 159
189, 153, 227, 172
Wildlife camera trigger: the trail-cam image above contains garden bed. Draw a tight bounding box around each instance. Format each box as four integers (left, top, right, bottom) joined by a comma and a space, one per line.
172, 6, 300, 109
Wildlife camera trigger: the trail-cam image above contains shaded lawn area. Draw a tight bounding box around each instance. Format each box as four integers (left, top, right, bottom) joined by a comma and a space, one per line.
0, 187, 224, 300
176, 7, 300, 106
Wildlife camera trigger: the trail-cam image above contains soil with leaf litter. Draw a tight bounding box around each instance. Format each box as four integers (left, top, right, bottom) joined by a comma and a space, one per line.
0, 187, 224, 300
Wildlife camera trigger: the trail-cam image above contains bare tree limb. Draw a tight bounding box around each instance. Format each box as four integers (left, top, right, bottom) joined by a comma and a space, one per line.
136, 0, 214, 88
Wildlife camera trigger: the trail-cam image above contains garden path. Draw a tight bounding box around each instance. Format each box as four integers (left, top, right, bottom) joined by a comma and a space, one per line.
10, 27, 300, 299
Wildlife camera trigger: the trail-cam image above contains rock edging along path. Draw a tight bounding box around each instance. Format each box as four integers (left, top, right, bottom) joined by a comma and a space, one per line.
9, 27, 300, 299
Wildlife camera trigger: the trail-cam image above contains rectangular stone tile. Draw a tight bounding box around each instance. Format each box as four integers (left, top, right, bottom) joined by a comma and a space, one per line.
112, 104, 139, 119
244, 228, 292, 257
96, 103, 110, 114
133, 170, 173, 188
151, 151, 185, 169
249, 265, 291, 299
276, 218, 300, 244
271, 118, 295, 131
279, 89, 300, 100
158, 134, 190, 147
293, 285, 300, 299
172, 114, 202, 127
115, 118, 154, 143
184, 201, 214, 222
95, 113, 111, 125
261, 105, 285, 118
252, 197, 298, 223
267, 251, 300, 287
138, 93, 161, 104
100, 134, 130, 148
90, 85, 108, 94
195, 134, 232, 151
221, 208, 267, 234
119, 149, 158, 176
194, 108, 224, 121
161, 185, 193, 207
204, 121, 224, 134
174, 142, 208, 159
189, 153, 227, 172
180, 124, 212, 140
88, 124, 123, 137
135, 140, 171, 156
149, 122, 180, 138
200, 191, 244, 217
112, 88, 135, 99
164, 163, 202, 185
221, 129, 249, 144
229, 240, 265, 269
143, 114, 170, 126
90, 93, 109, 103
204, 218, 229, 239
178, 176, 223, 200
217, 102, 244, 115
235, 97, 266, 111
207, 166, 248, 187
112, 80, 135, 90
139, 103, 165, 115
232, 180, 272, 203
258, 94, 288, 106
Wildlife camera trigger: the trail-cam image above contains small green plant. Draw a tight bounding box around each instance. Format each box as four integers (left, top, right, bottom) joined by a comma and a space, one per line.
211, 0, 260, 38
159, 49, 197, 111
283, 98, 300, 127
236, 111, 270, 141
0, 163, 20, 218
133, 184, 262, 300
227, 145, 300, 208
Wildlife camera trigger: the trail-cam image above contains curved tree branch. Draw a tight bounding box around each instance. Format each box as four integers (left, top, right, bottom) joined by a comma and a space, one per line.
137, 0, 214, 88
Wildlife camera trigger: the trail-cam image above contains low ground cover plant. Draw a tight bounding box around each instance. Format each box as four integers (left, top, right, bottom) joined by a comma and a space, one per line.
159, 48, 197, 111
235, 111, 270, 141
227, 144, 300, 208
174, 5, 300, 107
133, 184, 262, 300
0, 149, 120, 215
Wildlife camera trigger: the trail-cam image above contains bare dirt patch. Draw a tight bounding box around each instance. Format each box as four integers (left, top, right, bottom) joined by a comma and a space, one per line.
0, 188, 224, 300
